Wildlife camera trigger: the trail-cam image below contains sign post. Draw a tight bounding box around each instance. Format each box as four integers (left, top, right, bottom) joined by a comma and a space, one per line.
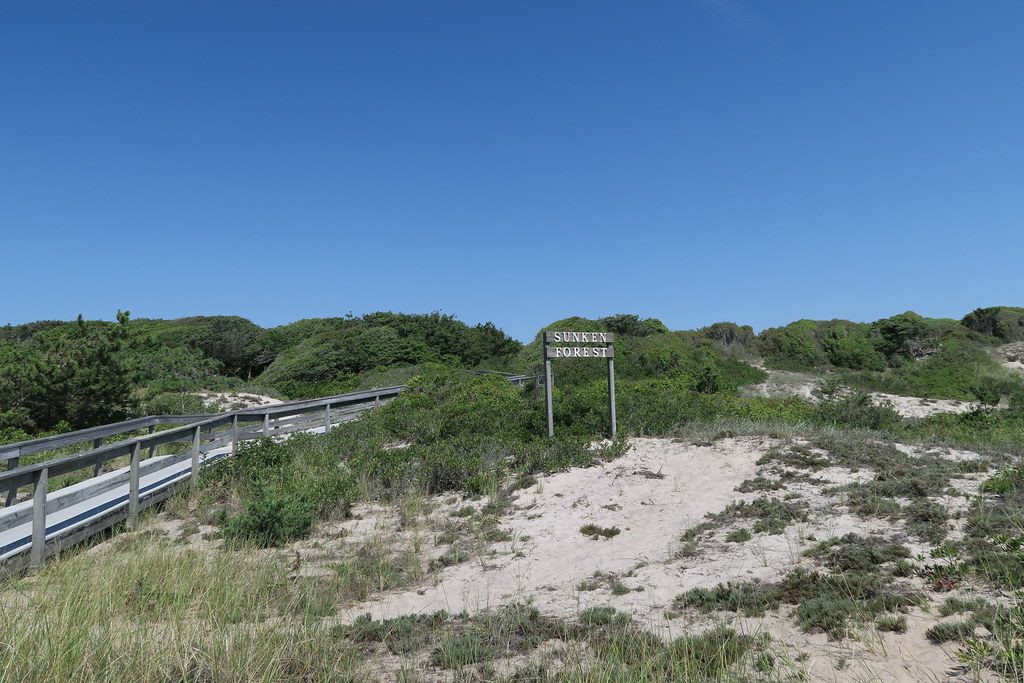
542, 331, 616, 439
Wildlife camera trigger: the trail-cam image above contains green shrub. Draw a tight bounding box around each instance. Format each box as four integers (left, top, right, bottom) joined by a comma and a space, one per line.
962, 306, 1024, 342
820, 323, 886, 371
144, 391, 211, 416
699, 322, 757, 357
222, 486, 315, 546
816, 392, 901, 430
872, 311, 936, 359
758, 320, 829, 370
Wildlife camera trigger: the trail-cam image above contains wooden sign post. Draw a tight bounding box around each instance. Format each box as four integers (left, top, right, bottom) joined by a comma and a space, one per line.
542, 331, 616, 439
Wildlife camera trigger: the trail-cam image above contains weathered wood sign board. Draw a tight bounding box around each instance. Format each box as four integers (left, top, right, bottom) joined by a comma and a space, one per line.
545, 346, 614, 358
542, 331, 615, 439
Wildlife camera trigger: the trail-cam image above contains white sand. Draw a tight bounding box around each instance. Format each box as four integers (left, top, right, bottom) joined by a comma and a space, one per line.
312, 436, 988, 680
133, 433, 996, 680
197, 391, 282, 411
871, 393, 978, 419
331, 438, 760, 622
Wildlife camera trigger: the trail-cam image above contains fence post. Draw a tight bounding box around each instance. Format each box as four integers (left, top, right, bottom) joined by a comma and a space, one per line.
374, 395, 380, 408
544, 358, 555, 440
5, 455, 20, 507
263, 412, 270, 438
190, 425, 202, 488
92, 437, 104, 477
30, 467, 48, 568
128, 442, 141, 528
607, 356, 617, 439
147, 424, 156, 459
325, 404, 332, 432
231, 415, 239, 455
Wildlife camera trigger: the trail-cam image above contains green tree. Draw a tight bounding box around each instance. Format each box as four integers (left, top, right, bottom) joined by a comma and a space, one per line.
29, 312, 139, 430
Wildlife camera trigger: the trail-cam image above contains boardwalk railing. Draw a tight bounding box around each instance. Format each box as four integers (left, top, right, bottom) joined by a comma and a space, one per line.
0, 372, 535, 570
0, 386, 403, 570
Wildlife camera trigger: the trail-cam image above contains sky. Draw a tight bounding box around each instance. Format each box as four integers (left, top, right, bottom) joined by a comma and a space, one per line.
2, 2, 1022, 341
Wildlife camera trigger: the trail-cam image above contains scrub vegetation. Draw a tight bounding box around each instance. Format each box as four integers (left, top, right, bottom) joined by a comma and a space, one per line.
3, 305, 1024, 679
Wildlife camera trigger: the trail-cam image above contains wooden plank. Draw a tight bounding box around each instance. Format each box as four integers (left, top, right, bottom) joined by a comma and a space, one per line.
30, 468, 47, 568
128, 442, 141, 528
544, 331, 614, 344
545, 346, 614, 359
0, 384, 404, 463
608, 357, 617, 438
190, 425, 201, 488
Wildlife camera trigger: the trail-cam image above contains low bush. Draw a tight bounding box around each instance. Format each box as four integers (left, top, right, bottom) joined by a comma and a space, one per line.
222, 485, 316, 546
816, 391, 901, 430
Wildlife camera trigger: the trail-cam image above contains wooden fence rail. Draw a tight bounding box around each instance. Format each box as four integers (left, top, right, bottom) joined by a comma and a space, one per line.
0, 372, 536, 570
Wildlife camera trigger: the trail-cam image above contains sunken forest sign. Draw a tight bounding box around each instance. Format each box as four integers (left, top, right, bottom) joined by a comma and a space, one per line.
542, 331, 616, 439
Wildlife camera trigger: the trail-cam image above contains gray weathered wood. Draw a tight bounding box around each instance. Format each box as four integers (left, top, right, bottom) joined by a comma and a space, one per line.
545, 346, 614, 359
190, 425, 201, 487
231, 414, 239, 455
128, 442, 141, 528
30, 468, 47, 568
263, 413, 270, 437
544, 358, 554, 440
0, 414, 210, 463
608, 357, 617, 439
92, 437, 104, 477
5, 458, 19, 507
544, 331, 614, 344
325, 404, 332, 431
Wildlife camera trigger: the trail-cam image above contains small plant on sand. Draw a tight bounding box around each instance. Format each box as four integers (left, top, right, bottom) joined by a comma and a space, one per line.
715, 496, 808, 535
580, 524, 621, 540
875, 614, 908, 633
926, 620, 976, 644
726, 528, 753, 543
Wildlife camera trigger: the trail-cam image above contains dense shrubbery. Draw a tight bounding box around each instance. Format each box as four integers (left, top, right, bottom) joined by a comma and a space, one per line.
508, 316, 766, 393
962, 306, 1024, 342
871, 339, 1015, 399
757, 311, 1023, 402
0, 312, 137, 433
0, 311, 522, 439
132, 316, 264, 378
758, 312, 957, 373
698, 322, 758, 358
248, 313, 521, 398
6, 304, 1024, 445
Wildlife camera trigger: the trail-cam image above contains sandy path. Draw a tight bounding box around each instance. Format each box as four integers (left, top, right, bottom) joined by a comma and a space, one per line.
319, 435, 983, 681
333, 437, 768, 624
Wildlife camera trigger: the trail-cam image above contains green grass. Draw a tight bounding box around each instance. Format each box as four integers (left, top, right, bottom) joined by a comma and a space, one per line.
925, 620, 976, 644
332, 537, 424, 601
579, 524, 622, 540
676, 581, 783, 618
939, 596, 990, 617
714, 496, 808, 536
0, 538, 364, 682
876, 614, 908, 633
804, 534, 911, 572
677, 539, 924, 640
725, 528, 753, 543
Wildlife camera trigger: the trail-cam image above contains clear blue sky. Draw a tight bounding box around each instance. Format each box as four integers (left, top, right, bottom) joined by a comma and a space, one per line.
2, 2, 1022, 341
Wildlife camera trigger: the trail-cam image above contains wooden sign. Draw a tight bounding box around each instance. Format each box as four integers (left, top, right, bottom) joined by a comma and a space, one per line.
544, 331, 615, 344
542, 331, 616, 439
546, 346, 614, 359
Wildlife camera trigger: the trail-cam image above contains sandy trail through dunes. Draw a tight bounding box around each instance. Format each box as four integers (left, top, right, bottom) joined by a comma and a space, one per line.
333, 437, 769, 624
